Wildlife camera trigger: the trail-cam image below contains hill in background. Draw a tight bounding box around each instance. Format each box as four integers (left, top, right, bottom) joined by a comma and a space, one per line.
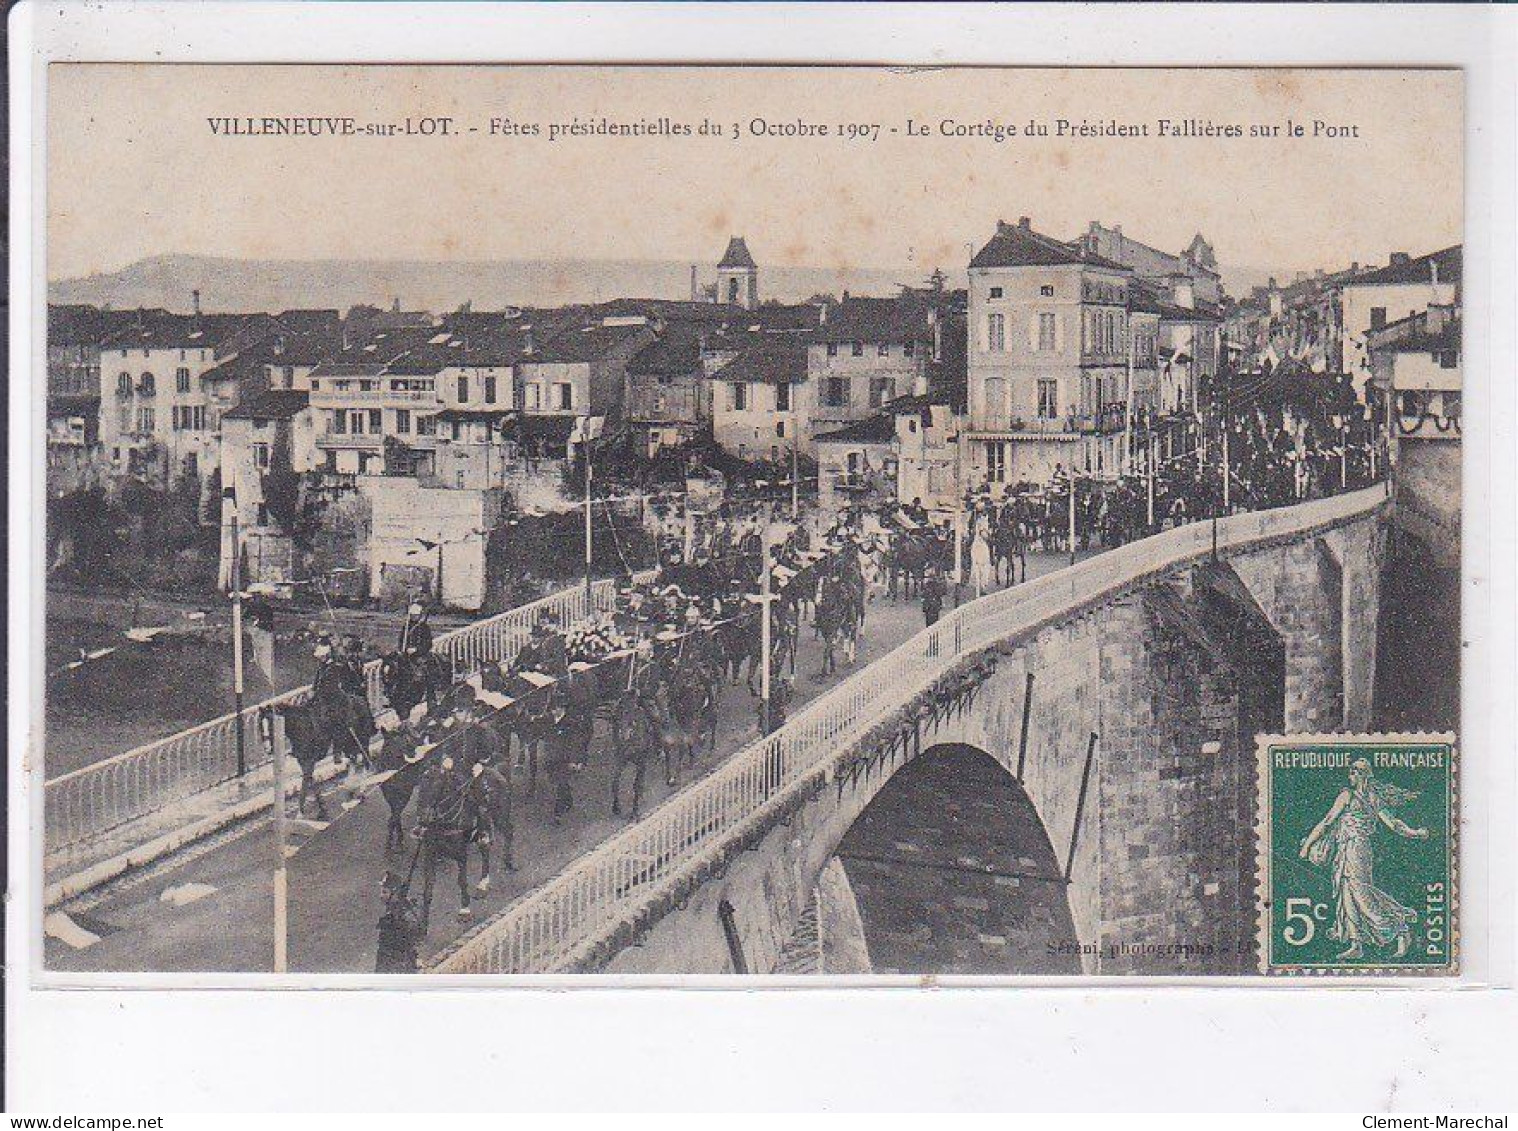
49, 255, 949, 314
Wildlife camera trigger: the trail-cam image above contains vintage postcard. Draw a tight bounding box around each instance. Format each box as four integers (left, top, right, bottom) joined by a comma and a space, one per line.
38, 62, 1464, 980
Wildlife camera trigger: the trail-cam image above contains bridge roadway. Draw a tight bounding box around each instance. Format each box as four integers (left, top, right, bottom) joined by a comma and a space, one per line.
47, 552, 1082, 973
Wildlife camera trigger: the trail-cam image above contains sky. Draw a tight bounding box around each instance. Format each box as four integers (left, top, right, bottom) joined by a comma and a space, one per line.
48, 64, 1463, 283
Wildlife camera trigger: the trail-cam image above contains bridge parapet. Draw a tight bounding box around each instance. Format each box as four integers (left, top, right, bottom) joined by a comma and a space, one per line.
44, 570, 656, 897
432, 485, 1391, 975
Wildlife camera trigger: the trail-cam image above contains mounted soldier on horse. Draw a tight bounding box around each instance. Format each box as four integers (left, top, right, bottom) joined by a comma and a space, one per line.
380, 602, 453, 721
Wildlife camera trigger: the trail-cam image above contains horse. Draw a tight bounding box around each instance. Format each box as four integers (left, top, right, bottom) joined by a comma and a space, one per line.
413, 758, 481, 932
273, 682, 375, 819
611, 678, 663, 819
719, 607, 759, 689
480, 663, 556, 795
658, 664, 715, 787
991, 510, 1026, 586
380, 650, 453, 722
373, 725, 427, 852
895, 534, 927, 600
814, 577, 847, 678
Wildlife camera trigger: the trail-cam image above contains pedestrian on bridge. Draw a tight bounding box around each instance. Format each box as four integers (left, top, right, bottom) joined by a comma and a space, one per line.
921, 567, 946, 628
375, 869, 423, 974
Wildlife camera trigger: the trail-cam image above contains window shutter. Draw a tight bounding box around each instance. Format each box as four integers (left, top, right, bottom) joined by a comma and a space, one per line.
1055, 314, 1064, 353
1028, 315, 1039, 350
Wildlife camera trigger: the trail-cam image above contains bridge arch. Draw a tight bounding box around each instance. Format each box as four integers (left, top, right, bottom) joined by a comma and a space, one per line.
824, 743, 1081, 975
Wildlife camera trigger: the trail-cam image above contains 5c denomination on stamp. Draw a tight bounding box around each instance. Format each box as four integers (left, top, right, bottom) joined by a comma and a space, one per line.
1257, 734, 1457, 975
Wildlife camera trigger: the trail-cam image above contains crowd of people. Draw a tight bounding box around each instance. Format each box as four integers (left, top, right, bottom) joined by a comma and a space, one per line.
310, 408, 1388, 970
301, 507, 870, 971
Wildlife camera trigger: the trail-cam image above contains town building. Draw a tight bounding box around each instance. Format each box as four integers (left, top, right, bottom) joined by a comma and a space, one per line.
714, 237, 760, 310
364, 477, 507, 610
710, 335, 811, 463
218, 389, 319, 585
814, 395, 957, 514
625, 324, 710, 457
97, 306, 278, 488
964, 217, 1134, 487
1366, 302, 1461, 567
305, 327, 443, 477
515, 320, 654, 457
428, 319, 531, 489
1340, 246, 1461, 396
1075, 223, 1224, 307
807, 295, 932, 439
47, 305, 156, 495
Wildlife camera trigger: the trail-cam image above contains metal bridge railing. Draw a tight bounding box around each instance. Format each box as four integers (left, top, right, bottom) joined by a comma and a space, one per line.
431, 486, 1388, 974
44, 571, 657, 874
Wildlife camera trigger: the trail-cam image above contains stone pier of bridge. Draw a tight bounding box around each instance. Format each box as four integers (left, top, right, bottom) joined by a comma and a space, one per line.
598, 500, 1388, 977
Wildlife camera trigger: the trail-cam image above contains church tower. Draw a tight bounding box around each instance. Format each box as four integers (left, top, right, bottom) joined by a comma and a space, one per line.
716, 236, 759, 309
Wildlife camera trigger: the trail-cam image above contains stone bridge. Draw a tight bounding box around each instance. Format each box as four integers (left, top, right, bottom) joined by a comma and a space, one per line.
431, 486, 1390, 977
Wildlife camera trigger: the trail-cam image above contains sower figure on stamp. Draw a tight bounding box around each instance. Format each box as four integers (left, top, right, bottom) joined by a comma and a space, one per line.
1298, 757, 1430, 960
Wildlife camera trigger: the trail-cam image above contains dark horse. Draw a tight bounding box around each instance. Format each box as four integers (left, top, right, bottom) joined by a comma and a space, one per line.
413, 757, 482, 932
611, 674, 664, 819
380, 650, 454, 722
658, 662, 716, 787
273, 683, 375, 819
374, 724, 428, 852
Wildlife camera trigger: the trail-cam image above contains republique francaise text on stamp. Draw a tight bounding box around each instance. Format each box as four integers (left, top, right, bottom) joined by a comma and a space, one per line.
1257, 734, 1457, 975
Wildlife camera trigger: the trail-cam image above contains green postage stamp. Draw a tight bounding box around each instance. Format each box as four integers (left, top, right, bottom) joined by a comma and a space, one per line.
1257, 734, 1458, 975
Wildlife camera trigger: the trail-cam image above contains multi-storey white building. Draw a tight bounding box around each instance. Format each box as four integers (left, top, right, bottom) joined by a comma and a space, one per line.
1340, 246, 1460, 396
711, 336, 812, 463
98, 309, 276, 486
965, 217, 1134, 485
305, 328, 443, 476
807, 296, 931, 439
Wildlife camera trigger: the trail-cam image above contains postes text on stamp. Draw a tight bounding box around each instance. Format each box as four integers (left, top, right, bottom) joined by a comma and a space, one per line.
1257, 734, 1456, 974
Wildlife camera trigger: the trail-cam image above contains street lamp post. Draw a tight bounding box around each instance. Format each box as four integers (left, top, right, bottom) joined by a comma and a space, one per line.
759, 512, 773, 734
1067, 471, 1078, 566
1221, 411, 1231, 514
583, 431, 594, 606
1145, 413, 1156, 530
224, 485, 247, 778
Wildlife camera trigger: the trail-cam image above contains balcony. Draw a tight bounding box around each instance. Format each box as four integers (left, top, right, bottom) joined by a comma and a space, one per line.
316, 431, 441, 450
1074, 404, 1129, 434
966, 403, 1128, 439
310, 387, 439, 405
316, 432, 383, 450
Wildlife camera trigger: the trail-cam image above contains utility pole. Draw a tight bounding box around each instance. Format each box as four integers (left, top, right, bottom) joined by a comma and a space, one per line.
1221, 411, 1231, 513
1339, 420, 1349, 491
1123, 335, 1136, 476
1146, 424, 1156, 530
434, 534, 444, 605
265, 709, 288, 973
225, 485, 247, 777
790, 396, 801, 520
759, 512, 773, 734
952, 411, 965, 585
1067, 471, 1078, 566
583, 424, 594, 606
